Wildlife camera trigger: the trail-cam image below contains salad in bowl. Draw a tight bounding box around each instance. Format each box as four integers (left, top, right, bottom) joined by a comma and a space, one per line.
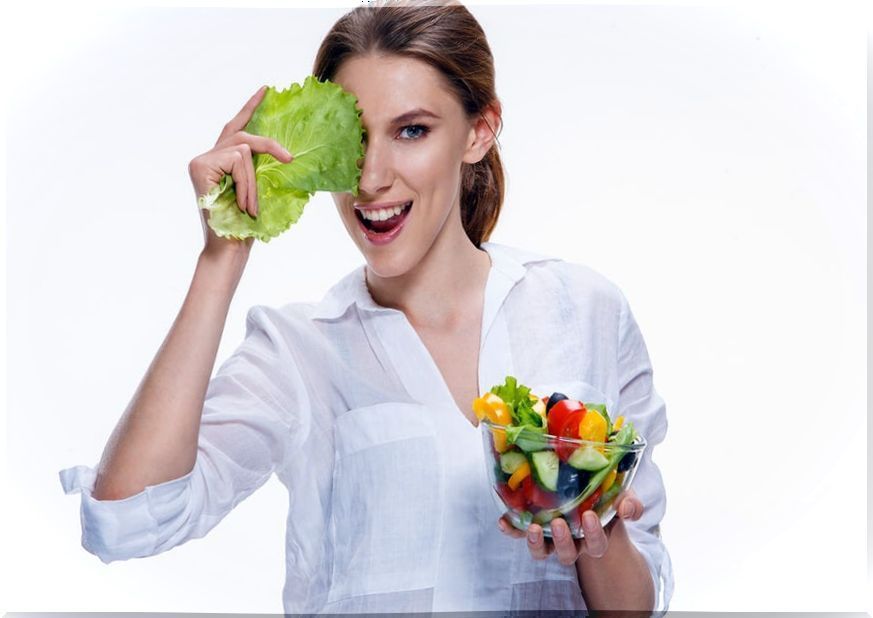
474, 376, 646, 539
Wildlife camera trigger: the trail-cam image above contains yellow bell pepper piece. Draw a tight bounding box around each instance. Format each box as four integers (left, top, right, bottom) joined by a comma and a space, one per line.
507, 461, 531, 491
472, 392, 511, 425
601, 468, 618, 493
491, 426, 509, 453
579, 409, 608, 443
531, 397, 547, 426
613, 416, 625, 431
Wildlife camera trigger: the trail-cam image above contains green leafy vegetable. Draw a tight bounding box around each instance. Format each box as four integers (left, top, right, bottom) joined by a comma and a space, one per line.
505, 426, 548, 452
491, 376, 544, 430
199, 75, 364, 242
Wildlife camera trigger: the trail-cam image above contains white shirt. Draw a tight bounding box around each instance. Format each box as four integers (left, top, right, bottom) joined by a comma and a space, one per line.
60, 241, 674, 613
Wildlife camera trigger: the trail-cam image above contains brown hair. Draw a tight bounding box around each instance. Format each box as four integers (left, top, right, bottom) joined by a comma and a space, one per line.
313, 0, 504, 247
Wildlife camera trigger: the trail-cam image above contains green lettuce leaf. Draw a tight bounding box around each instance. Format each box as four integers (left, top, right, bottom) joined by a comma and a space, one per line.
199, 75, 364, 242
490, 376, 544, 429
505, 425, 548, 452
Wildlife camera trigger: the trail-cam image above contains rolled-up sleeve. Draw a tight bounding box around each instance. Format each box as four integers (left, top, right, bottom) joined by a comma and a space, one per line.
59, 304, 310, 563
615, 293, 674, 611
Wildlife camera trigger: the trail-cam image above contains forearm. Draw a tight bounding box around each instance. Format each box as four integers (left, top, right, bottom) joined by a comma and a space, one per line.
93, 250, 248, 500
576, 518, 655, 612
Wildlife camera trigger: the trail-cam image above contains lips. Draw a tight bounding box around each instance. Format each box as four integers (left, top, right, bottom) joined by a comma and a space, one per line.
354, 200, 412, 245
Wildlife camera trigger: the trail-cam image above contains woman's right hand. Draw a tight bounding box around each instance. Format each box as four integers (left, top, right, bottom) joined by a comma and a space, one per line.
188, 85, 294, 260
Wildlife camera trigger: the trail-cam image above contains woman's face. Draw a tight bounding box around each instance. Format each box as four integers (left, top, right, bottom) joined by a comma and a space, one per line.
331, 54, 487, 278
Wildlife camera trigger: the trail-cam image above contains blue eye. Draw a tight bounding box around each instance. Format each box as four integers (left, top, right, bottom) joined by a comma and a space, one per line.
399, 124, 429, 140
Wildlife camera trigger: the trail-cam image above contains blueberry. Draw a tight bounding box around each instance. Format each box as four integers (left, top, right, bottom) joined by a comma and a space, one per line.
617, 451, 637, 473
546, 392, 568, 412
557, 463, 585, 501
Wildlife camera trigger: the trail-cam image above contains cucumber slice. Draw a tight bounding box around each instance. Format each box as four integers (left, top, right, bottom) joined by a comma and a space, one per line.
530, 450, 560, 491
567, 446, 609, 471
499, 451, 528, 475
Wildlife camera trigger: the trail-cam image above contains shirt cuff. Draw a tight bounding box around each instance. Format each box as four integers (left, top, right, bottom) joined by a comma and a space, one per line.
59, 464, 194, 563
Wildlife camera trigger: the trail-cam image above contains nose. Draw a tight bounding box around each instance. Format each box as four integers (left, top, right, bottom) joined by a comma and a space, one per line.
357, 135, 394, 196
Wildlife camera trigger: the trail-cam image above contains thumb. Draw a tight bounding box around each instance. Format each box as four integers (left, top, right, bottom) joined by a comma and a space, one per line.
617, 489, 644, 521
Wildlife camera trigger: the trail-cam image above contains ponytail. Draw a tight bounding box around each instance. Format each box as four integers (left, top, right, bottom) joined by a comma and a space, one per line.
460, 142, 504, 246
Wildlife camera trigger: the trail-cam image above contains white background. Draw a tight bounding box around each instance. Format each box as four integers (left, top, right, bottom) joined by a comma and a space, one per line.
3, 0, 868, 613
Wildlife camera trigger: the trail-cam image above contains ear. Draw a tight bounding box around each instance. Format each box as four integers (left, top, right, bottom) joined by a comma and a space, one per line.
462, 100, 502, 165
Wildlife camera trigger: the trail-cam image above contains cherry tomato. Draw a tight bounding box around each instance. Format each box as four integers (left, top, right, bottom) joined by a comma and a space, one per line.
563, 506, 582, 533
547, 399, 585, 436
579, 487, 603, 514
522, 475, 559, 510
556, 409, 587, 461
496, 482, 527, 511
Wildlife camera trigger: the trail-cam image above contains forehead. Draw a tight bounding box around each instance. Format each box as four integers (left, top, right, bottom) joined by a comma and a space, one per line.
333, 54, 463, 126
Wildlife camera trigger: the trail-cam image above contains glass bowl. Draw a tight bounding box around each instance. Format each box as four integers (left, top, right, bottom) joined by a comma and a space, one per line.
480, 419, 647, 539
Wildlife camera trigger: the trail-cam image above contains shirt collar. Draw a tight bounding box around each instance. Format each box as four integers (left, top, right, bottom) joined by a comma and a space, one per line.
310, 241, 559, 322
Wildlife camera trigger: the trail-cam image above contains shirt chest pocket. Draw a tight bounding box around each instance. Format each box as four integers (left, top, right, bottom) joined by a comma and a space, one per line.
327, 402, 443, 603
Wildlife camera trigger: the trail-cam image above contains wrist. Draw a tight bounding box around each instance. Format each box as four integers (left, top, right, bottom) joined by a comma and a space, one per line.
195, 247, 250, 295
575, 518, 655, 611
199, 243, 250, 270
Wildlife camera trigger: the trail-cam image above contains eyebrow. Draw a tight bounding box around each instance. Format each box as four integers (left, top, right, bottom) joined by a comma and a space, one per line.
390, 108, 441, 125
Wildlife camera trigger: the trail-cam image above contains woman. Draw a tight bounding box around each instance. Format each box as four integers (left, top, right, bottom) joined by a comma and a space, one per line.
60, 2, 672, 613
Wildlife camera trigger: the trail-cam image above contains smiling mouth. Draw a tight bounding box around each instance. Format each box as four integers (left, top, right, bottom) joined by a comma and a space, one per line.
354, 201, 413, 234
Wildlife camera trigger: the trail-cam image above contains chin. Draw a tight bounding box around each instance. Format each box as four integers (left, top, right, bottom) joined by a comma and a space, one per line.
345, 208, 431, 280
360, 243, 419, 280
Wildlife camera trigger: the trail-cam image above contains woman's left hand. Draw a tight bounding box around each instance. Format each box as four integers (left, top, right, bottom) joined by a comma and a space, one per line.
497, 489, 644, 565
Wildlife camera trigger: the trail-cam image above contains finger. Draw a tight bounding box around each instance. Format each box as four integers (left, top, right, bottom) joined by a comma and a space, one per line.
242, 142, 259, 217
226, 131, 293, 163
235, 144, 255, 216
617, 490, 644, 521
223, 147, 249, 215
579, 511, 609, 558
550, 518, 580, 566
526, 524, 552, 560
217, 85, 268, 144
497, 516, 526, 539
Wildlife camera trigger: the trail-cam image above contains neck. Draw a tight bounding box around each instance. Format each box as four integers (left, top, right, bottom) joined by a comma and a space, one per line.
365, 223, 492, 329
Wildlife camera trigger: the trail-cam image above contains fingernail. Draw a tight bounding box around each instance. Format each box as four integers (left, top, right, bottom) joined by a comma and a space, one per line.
497, 520, 506, 532
584, 512, 599, 529
527, 529, 539, 543
553, 525, 565, 540
621, 502, 634, 518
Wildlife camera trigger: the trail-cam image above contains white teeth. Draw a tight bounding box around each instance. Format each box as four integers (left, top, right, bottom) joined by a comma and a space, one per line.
360, 202, 410, 221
